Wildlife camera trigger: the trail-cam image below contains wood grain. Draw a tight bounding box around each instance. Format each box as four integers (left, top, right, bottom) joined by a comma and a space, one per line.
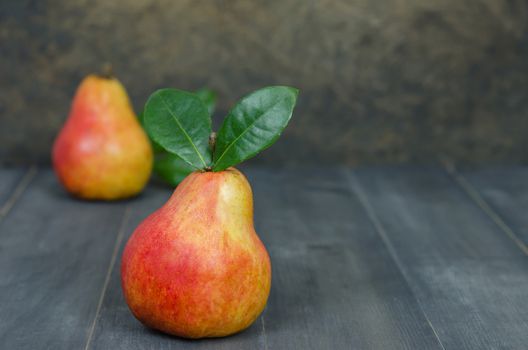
252, 167, 442, 350
460, 166, 528, 250
2, 166, 528, 349
0, 170, 128, 349
0, 167, 33, 217
348, 166, 528, 349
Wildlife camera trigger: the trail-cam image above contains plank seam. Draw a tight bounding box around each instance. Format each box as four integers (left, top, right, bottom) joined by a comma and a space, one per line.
260, 315, 269, 350
343, 169, 447, 350
84, 206, 132, 350
444, 163, 528, 256
0, 166, 38, 218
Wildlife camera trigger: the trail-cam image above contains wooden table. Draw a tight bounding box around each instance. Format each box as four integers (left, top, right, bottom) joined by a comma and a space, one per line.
0, 166, 527, 350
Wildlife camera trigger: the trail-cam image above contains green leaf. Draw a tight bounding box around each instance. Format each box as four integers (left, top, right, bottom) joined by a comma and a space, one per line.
213, 86, 298, 171
137, 110, 164, 152
144, 89, 212, 170
141, 88, 217, 186
153, 153, 196, 187
195, 88, 217, 117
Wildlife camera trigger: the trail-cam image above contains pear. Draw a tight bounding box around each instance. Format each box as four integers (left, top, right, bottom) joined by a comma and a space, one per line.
52, 74, 153, 200
121, 168, 271, 338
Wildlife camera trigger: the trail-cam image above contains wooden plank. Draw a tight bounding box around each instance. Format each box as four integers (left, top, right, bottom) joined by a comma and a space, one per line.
348, 166, 528, 349
460, 166, 528, 250
252, 167, 443, 350
88, 167, 443, 349
0, 170, 129, 350
0, 167, 34, 217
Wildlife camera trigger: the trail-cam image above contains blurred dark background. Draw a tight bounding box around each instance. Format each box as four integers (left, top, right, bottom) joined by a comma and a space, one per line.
1, 0, 528, 166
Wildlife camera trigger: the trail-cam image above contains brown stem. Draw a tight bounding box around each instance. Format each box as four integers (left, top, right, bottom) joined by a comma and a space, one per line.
204, 132, 217, 172
98, 63, 114, 79
209, 131, 217, 154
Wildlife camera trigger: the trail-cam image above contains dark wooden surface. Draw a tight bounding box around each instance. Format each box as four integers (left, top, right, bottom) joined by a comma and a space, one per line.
0, 166, 527, 350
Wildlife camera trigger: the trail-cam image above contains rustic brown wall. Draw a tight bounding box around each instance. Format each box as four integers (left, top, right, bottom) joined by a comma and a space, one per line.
2, 0, 528, 165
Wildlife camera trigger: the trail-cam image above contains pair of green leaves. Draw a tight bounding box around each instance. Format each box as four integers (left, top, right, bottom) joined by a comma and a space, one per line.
139, 89, 216, 186
143, 86, 298, 176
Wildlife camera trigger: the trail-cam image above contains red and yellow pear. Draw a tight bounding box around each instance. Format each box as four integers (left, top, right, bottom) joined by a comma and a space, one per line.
52, 73, 152, 200
120, 85, 297, 339
121, 168, 271, 338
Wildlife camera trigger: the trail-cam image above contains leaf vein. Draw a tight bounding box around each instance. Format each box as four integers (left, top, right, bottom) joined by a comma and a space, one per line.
215, 99, 284, 168
159, 95, 207, 168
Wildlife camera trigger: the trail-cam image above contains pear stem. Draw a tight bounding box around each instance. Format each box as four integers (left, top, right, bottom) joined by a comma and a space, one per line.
205, 132, 217, 172
99, 63, 114, 79
209, 131, 217, 154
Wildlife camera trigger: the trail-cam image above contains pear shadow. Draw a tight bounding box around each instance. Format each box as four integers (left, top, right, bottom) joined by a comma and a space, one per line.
140, 319, 263, 348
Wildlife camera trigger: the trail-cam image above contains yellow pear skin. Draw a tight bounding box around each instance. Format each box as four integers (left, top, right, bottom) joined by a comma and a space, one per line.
52, 75, 153, 200
121, 168, 272, 338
